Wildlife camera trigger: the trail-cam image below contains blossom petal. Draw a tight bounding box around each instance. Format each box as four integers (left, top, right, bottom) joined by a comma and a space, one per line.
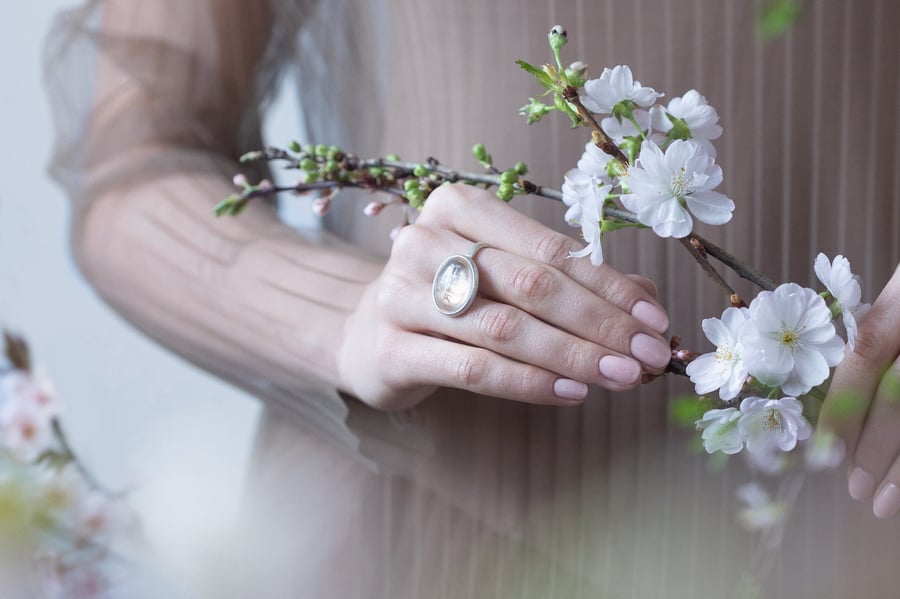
685, 190, 734, 225
649, 201, 693, 238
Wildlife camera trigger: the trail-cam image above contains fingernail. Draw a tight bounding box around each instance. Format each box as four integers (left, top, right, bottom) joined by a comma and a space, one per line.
630, 333, 671, 369
599, 356, 641, 384
848, 467, 876, 501
553, 378, 588, 402
632, 301, 669, 333
874, 483, 900, 519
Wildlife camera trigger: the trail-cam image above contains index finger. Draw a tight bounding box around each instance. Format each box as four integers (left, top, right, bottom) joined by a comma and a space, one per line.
420, 184, 669, 333
818, 264, 900, 454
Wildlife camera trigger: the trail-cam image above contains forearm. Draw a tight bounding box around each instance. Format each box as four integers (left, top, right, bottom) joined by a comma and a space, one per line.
74, 149, 384, 405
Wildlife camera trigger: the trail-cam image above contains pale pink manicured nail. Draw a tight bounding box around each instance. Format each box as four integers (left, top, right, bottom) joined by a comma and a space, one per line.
553, 378, 588, 402
632, 301, 669, 333
874, 484, 900, 519
599, 356, 641, 384
848, 467, 876, 501
631, 334, 671, 369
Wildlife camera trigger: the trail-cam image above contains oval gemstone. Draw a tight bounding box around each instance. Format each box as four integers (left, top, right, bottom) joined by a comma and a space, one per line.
433, 256, 477, 316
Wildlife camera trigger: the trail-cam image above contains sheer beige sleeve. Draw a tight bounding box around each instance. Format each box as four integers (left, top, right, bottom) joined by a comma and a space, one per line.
44, 0, 382, 447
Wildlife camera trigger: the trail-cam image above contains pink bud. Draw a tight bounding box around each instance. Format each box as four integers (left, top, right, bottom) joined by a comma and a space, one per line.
674, 349, 690, 361
312, 197, 331, 216
258, 179, 274, 191
232, 173, 248, 188
364, 201, 385, 216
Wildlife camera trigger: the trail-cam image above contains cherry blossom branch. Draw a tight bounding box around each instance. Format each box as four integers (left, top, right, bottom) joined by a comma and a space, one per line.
51, 419, 102, 490
229, 150, 779, 299
562, 86, 630, 166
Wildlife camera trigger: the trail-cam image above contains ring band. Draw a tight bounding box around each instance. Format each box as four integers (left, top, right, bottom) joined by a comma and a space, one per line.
432, 242, 490, 316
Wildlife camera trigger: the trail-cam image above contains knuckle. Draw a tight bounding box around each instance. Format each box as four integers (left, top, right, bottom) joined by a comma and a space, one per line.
455, 353, 489, 388
602, 275, 640, 310
533, 232, 576, 270
561, 342, 588, 375
478, 305, 522, 344
592, 314, 630, 350
389, 224, 421, 258
418, 184, 466, 224
512, 368, 542, 398
508, 263, 557, 303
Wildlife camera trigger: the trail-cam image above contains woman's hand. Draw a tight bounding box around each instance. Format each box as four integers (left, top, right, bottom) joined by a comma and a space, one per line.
338, 184, 671, 411
819, 263, 900, 518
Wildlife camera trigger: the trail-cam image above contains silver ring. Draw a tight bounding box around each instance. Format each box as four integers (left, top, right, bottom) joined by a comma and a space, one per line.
432, 242, 490, 316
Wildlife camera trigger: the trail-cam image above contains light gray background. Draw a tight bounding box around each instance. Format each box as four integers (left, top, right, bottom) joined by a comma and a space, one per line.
0, 2, 306, 593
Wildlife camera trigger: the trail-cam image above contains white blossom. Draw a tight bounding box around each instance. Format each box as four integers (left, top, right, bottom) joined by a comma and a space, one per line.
38, 464, 87, 519
42, 565, 108, 599
650, 89, 722, 155
72, 492, 131, 544
600, 109, 651, 144
804, 430, 846, 471
581, 65, 662, 115
575, 142, 613, 182
561, 169, 611, 265
736, 482, 786, 533
0, 397, 54, 463
2, 370, 58, 417
621, 139, 734, 238
738, 396, 812, 455
695, 407, 744, 454
813, 253, 871, 350
686, 307, 750, 400
741, 283, 845, 396
743, 443, 790, 475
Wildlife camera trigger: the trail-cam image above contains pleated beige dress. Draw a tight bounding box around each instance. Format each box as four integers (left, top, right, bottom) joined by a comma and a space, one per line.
46, 0, 900, 597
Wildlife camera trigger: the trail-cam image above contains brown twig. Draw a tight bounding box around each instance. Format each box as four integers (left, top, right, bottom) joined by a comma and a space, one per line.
561, 86, 630, 165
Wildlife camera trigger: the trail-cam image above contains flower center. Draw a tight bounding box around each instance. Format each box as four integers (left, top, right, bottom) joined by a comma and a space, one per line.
763, 409, 783, 433
715, 344, 737, 364
778, 327, 801, 349
670, 167, 694, 199
21, 422, 36, 441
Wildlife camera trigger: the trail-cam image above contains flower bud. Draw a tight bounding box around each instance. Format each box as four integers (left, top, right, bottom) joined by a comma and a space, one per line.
288, 140, 302, 153
311, 197, 330, 216
407, 189, 425, 209
364, 201, 385, 216
566, 61, 587, 78
472, 144, 487, 161
519, 98, 553, 125
548, 25, 568, 53
513, 162, 529, 175
500, 170, 518, 185
385, 153, 400, 162
413, 164, 429, 178
258, 179, 274, 192
232, 173, 248, 188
